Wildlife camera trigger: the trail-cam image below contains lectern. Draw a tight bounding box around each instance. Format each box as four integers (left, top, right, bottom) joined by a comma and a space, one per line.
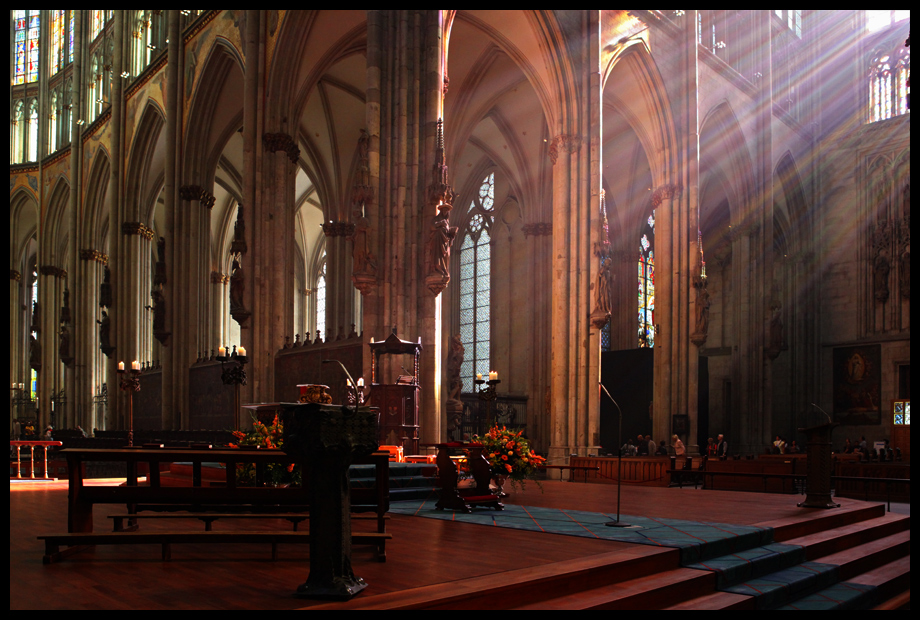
282, 403, 379, 599
797, 422, 840, 509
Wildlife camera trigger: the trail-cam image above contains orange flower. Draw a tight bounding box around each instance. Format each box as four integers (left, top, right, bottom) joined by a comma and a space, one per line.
501, 455, 508, 461
505, 464, 513, 473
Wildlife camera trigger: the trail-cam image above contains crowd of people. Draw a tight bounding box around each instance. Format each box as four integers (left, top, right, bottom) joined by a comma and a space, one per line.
616, 433, 730, 459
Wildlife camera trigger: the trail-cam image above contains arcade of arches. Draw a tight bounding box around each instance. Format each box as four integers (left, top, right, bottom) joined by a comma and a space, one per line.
10, 11, 910, 461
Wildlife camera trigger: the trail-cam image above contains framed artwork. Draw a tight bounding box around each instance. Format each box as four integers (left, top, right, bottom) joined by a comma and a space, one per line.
832, 345, 882, 425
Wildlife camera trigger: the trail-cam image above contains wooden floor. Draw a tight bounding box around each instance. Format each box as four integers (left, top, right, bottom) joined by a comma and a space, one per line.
9, 478, 901, 610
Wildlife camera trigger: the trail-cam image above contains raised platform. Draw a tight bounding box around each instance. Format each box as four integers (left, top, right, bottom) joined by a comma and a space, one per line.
10, 479, 909, 610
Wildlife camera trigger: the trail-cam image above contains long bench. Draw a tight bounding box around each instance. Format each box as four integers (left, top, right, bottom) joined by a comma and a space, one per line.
38, 530, 392, 564
107, 512, 390, 532
42, 447, 391, 563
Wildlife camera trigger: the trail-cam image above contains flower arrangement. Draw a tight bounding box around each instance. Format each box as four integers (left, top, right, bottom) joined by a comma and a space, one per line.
229, 414, 301, 487
471, 425, 546, 491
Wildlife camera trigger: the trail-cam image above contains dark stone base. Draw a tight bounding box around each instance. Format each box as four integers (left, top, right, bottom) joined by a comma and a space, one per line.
294, 575, 368, 600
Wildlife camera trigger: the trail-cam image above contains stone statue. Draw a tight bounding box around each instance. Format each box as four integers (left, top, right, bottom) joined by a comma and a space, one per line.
59, 324, 72, 366
100, 266, 113, 308
426, 215, 457, 278
229, 258, 250, 326
60, 289, 72, 325
29, 333, 42, 371
30, 300, 41, 334
692, 275, 711, 345
98, 310, 112, 357
151, 286, 170, 345
350, 207, 377, 276
445, 334, 465, 435
154, 236, 167, 286
767, 302, 785, 360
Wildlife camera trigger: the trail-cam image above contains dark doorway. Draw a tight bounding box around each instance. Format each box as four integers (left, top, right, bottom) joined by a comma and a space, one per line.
600, 348, 654, 455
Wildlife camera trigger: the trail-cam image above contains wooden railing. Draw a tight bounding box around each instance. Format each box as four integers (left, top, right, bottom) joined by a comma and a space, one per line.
10, 440, 62, 480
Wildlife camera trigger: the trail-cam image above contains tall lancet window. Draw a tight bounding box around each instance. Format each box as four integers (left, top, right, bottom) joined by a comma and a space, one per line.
638, 211, 656, 348
13, 10, 41, 85
315, 256, 327, 341
459, 172, 494, 390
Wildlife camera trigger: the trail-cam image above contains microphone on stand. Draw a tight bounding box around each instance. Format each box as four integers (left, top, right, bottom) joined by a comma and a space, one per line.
600, 382, 630, 528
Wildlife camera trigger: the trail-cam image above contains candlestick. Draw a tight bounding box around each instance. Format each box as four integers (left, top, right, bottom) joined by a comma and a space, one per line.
118, 361, 125, 372
237, 346, 246, 357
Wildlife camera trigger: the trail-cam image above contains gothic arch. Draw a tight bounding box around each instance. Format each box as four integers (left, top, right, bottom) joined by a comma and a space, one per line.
700, 101, 756, 231
10, 187, 39, 270
41, 178, 71, 268
125, 101, 165, 223
83, 147, 111, 251
603, 41, 679, 191
774, 151, 810, 251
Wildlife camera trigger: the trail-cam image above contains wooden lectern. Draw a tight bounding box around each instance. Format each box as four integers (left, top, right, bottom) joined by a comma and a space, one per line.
797, 422, 840, 509
369, 332, 422, 455
282, 403, 379, 599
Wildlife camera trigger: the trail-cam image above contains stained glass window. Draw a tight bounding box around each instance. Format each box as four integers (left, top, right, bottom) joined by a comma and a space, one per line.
638, 211, 655, 348
459, 173, 494, 390
869, 39, 910, 123
892, 400, 910, 425
51, 10, 65, 75
91, 10, 105, 40
14, 10, 40, 85
315, 257, 327, 341
27, 99, 39, 162
11, 101, 24, 164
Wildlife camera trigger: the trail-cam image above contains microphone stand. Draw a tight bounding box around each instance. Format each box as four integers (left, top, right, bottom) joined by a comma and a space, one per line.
600, 382, 630, 527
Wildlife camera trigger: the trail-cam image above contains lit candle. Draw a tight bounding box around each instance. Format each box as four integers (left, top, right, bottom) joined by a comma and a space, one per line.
118, 361, 125, 372
132, 360, 140, 371
237, 346, 246, 357
370, 337, 375, 344
347, 378, 353, 387
219, 346, 226, 357
357, 377, 364, 388
476, 373, 483, 380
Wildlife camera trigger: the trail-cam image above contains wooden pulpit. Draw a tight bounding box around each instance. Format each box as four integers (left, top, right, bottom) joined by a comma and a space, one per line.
369, 332, 422, 455
282, 403, 379, 599
797, 422, 840, 509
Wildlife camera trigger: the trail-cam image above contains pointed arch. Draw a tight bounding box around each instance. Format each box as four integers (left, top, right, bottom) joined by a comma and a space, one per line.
41, 177, 71, 267
183, 37, 245, 188
125, 101, 165, 223
84, 147, 111, 250
699, 101, 756, 230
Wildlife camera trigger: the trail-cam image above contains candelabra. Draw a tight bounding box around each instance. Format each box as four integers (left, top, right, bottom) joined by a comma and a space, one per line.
217, 345, 248, 430
117, 361, 141, 447
474, 372, 501, 435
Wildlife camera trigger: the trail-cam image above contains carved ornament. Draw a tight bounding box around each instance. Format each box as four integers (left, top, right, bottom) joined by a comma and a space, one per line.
122, 222, 155, 240
80, 249, 109, 265
263, 132, 300, 164
548, 134, 582, 165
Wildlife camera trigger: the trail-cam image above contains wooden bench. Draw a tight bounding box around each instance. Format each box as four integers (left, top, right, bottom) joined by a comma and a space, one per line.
108, 512, 389, 532
422, 443, 504, 513
38, 530, 392, 564
46, 447, 392, 562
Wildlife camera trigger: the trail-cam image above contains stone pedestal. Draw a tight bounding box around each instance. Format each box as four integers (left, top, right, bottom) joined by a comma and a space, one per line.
282, 403, 379, 599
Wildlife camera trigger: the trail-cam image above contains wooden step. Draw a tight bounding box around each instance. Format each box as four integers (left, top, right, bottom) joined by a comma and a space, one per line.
513, 567, 716, 610
781, 512, 910, 561
309, 546, 680, 610
811, 530, 910, 581
663, 589, 755, 610
764, 502, 886, 542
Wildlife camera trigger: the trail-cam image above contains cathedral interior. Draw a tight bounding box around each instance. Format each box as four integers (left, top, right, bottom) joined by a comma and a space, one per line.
9, 10, 911, 461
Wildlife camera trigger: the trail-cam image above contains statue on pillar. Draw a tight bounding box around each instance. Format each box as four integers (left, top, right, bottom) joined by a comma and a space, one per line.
591, 190, 613, 329
446, 334, 465, 436
152, 286, 171, 346
229, 257, 251, 328
98, 310, 114, 358
99, 266, 113, 309
154, 236, 167, 286
425, 119, 458, 296
29, 333, 42, 371
690, 274, 711, 346
59, 324, 73, 367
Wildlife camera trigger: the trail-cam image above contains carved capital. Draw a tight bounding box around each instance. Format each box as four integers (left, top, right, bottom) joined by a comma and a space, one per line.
39, 265, 68, 279
322, 221, 356, 237
548, 134, 582, 165
80, 249, 109, 265
122, 222, 155, 240
651, 183, 683, 207
10, 270, 22, 282
263, 132, 300, 164
179, 185, 216, 209
210, 271, 230, 285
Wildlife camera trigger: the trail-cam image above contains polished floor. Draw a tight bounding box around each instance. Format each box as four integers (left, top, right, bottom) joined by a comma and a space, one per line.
9, 477, 903, 610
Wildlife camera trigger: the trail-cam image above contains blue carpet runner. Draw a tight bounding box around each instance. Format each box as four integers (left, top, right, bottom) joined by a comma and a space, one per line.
389, 496, 879, 610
